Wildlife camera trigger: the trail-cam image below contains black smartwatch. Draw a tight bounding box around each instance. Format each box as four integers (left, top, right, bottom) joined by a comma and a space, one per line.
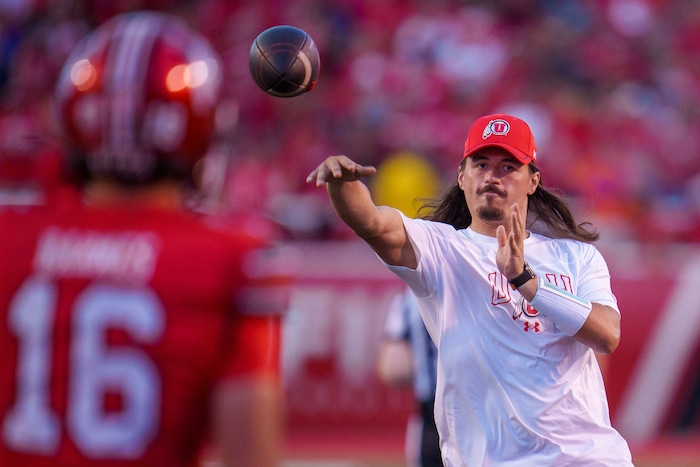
509, 262, 536, 289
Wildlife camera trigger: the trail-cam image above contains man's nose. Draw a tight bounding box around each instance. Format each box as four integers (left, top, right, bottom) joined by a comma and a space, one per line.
483, 168, 501, 183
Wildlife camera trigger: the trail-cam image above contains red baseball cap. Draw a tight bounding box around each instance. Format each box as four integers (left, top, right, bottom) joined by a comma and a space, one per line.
463, 114, 537, 164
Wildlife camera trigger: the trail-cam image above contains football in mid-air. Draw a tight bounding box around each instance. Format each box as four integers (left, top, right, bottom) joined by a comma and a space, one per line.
249, 25, 320, 98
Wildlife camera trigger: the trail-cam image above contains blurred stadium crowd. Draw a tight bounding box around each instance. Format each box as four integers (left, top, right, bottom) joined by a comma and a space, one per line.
2, 0, 700, 244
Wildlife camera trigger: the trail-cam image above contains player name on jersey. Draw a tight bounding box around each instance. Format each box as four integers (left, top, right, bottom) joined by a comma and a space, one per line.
33, 227, 160, 283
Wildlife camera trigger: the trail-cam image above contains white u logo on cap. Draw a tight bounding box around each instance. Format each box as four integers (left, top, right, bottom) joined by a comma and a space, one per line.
482, 119, 510, 139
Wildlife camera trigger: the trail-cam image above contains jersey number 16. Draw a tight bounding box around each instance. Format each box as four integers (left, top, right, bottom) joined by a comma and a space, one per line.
3, 276, 164, 459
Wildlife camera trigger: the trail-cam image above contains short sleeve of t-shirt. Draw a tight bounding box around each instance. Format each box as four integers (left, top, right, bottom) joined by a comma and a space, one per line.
381, 210, 455, 299
570, 241, 619, 313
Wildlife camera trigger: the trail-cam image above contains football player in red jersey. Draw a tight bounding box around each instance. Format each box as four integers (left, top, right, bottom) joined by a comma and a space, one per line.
0, 11, 289, 467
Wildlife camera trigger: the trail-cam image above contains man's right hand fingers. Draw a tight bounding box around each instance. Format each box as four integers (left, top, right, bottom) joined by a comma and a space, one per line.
305, 156, 376, 186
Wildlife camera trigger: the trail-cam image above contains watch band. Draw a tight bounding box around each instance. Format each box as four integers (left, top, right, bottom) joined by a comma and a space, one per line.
509, 262, 536, 289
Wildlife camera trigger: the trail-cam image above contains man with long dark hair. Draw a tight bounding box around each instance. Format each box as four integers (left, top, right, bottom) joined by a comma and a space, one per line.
307, 114, 633, 466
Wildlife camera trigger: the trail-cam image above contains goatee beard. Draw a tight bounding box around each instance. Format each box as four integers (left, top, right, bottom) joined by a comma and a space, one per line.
476, 206, 504, 222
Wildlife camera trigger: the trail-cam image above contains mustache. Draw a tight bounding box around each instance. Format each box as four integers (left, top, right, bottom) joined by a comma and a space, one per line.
478, 185, 507, 197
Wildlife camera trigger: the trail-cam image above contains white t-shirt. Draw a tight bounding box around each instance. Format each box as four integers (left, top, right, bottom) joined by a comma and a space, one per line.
385, 213, 633, 467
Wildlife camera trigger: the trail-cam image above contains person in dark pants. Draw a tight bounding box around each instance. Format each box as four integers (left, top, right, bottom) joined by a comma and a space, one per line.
378, 288, 442, 467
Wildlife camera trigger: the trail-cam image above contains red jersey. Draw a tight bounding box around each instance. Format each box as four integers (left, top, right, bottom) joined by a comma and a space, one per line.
0, 202, 289, 467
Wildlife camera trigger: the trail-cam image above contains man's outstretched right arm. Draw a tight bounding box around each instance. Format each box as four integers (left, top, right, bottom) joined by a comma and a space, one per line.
306, 155, 417, 269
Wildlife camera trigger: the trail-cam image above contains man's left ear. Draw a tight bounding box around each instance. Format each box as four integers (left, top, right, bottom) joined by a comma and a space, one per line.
528, 172, 541, 195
